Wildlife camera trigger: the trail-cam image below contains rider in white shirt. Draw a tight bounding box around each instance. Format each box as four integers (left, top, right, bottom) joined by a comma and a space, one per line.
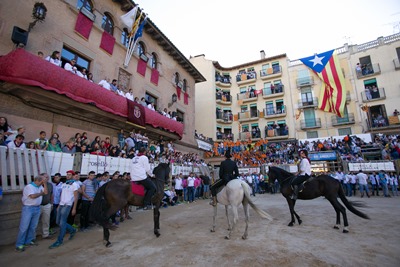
290, 149, 311, 200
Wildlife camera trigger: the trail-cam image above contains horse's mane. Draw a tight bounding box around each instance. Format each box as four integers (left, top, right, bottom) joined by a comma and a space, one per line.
269, 166, 293, 177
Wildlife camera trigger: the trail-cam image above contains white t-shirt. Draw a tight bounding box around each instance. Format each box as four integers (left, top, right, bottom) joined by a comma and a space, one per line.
59, 182, 79, 206
130, 155, 152, 181
299, 158, 311, 176
99, 80, 111, 90
174, 178, 183, 190
125, 92, 134, 101
22, 183, 43, 206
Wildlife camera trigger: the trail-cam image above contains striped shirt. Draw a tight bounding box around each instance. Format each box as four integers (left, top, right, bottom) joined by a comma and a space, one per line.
82, 179, 97, 200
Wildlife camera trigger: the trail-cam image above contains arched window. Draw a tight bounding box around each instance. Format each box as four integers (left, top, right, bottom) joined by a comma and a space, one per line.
183, 79, 187, 92
150, 52, 158, 69
121, 28, 129, 48
101, 13, 114, 35
135, 41, 145, 56
77, 0, 93, 12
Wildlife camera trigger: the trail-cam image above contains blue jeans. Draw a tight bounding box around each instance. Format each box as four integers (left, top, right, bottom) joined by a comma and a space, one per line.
183, 188, 188, 201
187, 187, 195, 202
381, 183, 389, 197
56, 205, 75, 243
16, 205, 41, 247
359, 184, 369, 195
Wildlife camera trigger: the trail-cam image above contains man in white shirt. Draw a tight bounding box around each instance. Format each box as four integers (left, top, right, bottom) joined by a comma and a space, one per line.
356, 170, 370, 198
291, 149, 312, 200
7, 134, 26, 149
130, 147, 156, 210
98, 78, 111, 90
64, 59, 78, 74
125, 89, 134, 101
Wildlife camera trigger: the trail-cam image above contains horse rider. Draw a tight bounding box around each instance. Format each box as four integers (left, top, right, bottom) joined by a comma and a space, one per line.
130, 147, 156, 210
210, 149, 239, 206
290, 149, 311, 200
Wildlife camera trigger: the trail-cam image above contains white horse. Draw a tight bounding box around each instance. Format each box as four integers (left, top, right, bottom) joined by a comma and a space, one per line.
211, 179, 272, 239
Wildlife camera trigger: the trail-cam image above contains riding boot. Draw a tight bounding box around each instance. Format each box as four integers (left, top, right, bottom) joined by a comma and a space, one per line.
209, 196, 217, 206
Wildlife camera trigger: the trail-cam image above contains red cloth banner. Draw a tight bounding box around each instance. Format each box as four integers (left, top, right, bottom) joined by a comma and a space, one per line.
127, 99, 146, 127
137, 58, 147, 77
74, 12, 93, 40
150, 68, 159, 85
184, 92, 189, 105
145, 108, 183, 137
100, 31, 115, 55
176, 86, 181, 100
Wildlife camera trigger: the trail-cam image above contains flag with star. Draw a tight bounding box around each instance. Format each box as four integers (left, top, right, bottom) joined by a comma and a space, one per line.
300, 50, 347, 118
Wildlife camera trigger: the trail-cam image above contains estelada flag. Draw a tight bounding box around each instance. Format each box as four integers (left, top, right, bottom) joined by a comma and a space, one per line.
300, 50, 347, 118
127, 99, 146, 127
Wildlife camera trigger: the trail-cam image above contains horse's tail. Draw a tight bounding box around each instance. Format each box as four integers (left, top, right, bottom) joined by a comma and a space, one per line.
90, 183, 110, 226
338, 183, 370, 220
241, 181, 273, 221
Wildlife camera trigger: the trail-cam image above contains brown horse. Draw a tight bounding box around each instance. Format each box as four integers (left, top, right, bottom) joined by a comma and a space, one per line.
90, 163, 170, 247
268, 166, 369, 233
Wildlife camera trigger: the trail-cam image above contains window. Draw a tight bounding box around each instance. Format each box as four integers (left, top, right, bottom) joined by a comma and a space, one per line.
265, 101, 274, 115
150, 52, 158, 69
242, 124, 249, 132
145, 93, 157, 109
102, 13, 114, 35
174, 72, 180, 87
176, 110, 184, 123
135, 41, 146, 57
61, 46, 90, 72
121, 28, 129, 48
301, 88, 314, 105
307, 131, 318, 139
182, 79, 187, 92
272, 62, 280, 73
77, 0, 93, 12
240, 105, 248, 112
338, 128, 352, 136
239, 87, 247, 94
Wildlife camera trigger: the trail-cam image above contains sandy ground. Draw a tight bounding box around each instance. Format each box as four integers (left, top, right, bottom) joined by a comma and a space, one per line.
0, 193, 399, 267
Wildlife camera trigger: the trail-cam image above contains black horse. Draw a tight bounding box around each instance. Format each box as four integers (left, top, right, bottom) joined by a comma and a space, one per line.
90, 163, 170, 247
268, 166, 369, 233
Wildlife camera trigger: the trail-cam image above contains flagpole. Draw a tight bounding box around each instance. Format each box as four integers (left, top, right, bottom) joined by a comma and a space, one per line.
127, 14, 147, 66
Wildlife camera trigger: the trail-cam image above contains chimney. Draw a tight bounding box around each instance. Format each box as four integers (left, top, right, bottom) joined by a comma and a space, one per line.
260, 50, 265, 59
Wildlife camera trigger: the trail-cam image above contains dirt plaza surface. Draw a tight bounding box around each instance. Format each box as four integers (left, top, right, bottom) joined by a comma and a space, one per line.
0, 193, 399, 267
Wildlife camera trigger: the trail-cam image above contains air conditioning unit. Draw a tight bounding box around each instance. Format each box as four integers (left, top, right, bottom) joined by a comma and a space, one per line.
80, 7, 96, 22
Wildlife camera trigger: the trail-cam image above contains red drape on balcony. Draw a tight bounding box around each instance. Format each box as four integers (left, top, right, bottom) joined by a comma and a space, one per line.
150, 68, 159, 85
100, 31, 115, 55
184, 92, 189, 105
176, 86, 181, 100
127, 99, 146, 127
137, 58, 147, 76
0, 49, 184, 138
74, 12, 93, 40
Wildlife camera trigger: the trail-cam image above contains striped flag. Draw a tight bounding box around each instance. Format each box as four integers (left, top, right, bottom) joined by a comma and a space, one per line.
134, 17, 147, 42
300, 50, 347, 117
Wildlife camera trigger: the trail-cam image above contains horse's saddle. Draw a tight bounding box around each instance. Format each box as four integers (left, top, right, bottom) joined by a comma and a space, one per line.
290, 176, 314, 191
131, 182, 145, 196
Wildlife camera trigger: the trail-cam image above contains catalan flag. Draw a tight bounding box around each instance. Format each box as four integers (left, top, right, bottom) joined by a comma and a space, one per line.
300, 50, 347, 117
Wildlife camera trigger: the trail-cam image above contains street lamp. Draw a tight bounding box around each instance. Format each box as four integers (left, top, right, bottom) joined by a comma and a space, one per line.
168, 93, 178, 108
28, 2, 47, 32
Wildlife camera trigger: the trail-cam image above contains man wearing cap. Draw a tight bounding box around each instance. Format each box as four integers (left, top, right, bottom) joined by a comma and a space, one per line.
49, 170, 79, 249
130, 147, 156, 210
210, 149, 239, 206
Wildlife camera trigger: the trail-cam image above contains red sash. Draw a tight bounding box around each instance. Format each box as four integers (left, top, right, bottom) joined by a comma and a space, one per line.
131, 182, 145, 196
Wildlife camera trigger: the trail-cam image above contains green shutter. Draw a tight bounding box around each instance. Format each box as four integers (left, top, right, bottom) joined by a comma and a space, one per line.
251, 123, 259, 127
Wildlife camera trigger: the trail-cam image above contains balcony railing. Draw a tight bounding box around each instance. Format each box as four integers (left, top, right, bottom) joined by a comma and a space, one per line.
331, 113, 355, 126
215, 75, 231, 87
361, 87, 386, 102
393, 58, 400, 70
238, 131, 261, 141
265, 127, 289, 139
356, 63, 381, 78
216, 133, 234, 141
236, 71, 257, 85
263, 105, 286, 118
238, 110, 260, 122
216, 93, 232, 104
300, 118, 322, 129
237, 91, 258, 102
259, 66, 282, 79
298, 97, 318, 109
216, 110, 233, 123
296, 76, 314, 87
262, 84, 284, 98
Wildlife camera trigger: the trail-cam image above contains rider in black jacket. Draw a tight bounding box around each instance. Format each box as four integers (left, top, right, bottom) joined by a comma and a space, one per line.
210, 149, 239, 206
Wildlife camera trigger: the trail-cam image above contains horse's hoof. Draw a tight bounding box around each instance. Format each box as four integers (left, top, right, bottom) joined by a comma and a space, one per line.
343, 229, 349, 233
298, 220, 302, 225
288, 222, 294, 227
242, 235, 247, 240
333, 225, 340, 230
224, 236, 230, 240
105, 241, 112, 248
154, 231, 161, 238
210, 229, 215, 232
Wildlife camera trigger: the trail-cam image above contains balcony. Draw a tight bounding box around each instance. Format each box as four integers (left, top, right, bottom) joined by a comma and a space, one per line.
265, 127, 289, 140
331, 113, 355, 126
296, 76, 314, 88
216, 133, 234, 141
216, 93, 232, 105
393, 58, 400, 70
361, 87, 386, 102
216, 110, 233, 124
300, 118, 322, 129
238, 131, 261, 141
298, 97, 319, 109
263, 105, 287, 119
262, 84, 284, 99
237, 91, 258, 103
215, 75, 231, 87
236, 71, 257, 85
238, 110, 260, 122
356, 63, 381, 79
259, 66, 282, 80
